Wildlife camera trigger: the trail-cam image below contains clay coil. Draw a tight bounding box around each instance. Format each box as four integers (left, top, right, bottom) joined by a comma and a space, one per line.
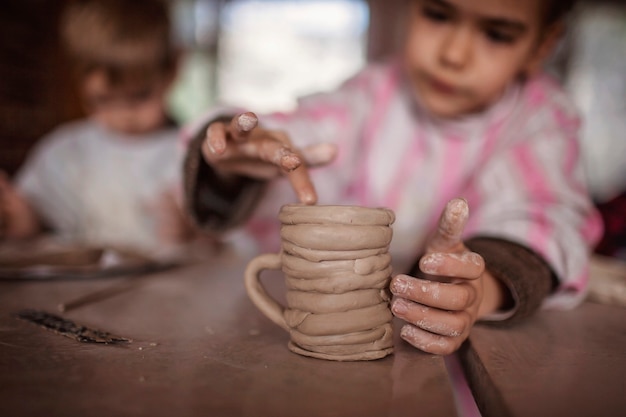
285, 288, 389, 314
288, 342, 393, 361
290, 323, 392, 347
282, 241, 388, 262
284, 302, 392, 336
296, 332, 393, 355
279, 204, 395, 226
284, 267, 391, 293
281, 224, 392, 251
281, 253, 391, 279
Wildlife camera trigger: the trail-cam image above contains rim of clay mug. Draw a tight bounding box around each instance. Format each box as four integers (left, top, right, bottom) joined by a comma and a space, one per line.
278, 204, 395, 226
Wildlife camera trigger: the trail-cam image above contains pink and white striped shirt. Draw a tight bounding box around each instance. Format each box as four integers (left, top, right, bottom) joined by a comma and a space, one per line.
185, 62, 602, 309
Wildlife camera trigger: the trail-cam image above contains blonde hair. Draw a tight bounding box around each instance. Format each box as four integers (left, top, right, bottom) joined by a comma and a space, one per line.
61, 0, 176, 88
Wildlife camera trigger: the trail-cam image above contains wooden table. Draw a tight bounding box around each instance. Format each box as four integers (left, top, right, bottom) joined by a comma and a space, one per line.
459, 301, 626, 417
0, 250, 457, 417
3, 246, 624, 417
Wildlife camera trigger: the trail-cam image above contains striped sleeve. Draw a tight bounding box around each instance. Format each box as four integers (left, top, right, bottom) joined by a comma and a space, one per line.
466, 79, 603, 310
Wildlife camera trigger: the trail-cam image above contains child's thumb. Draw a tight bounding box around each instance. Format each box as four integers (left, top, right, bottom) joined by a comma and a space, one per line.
428, 198, 469, 253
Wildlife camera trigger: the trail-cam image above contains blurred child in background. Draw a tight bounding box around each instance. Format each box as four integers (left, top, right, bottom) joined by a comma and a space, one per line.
183, 0, 602, 354
0, 0, 195, 258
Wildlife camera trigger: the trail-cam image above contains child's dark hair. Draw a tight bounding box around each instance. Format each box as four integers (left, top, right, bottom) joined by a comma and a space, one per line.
61, 0, 176, 89
543, 0, 577, 27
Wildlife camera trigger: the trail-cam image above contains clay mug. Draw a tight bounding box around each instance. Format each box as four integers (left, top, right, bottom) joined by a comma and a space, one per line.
244, 204, 396, 361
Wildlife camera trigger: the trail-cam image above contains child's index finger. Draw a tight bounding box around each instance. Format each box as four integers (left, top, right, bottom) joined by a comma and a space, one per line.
229, 112, 258, 142
287, 166, 318, 205
429, 198, 469, 253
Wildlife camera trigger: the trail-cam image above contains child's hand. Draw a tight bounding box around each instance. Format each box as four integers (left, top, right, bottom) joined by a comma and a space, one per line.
390, 198, 505, 355
152, 189, 196, 245
0, 171, 39, 239
201, 112, 336, 204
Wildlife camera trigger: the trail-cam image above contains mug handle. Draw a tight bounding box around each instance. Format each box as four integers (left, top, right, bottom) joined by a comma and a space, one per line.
244, 253, 289, 331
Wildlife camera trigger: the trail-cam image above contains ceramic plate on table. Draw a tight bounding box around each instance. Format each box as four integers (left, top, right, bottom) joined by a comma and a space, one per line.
0, 240, 173, 280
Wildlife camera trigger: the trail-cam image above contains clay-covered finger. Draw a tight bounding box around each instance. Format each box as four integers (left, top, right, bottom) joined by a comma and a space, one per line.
238, 137, 302, 171
285, 165, 318, 204
428, 198, 469, 253
419, 252, 484, 279
391, 296, 472, 338
215, 159, 281, 179
389, 274, 477, 311
203, 121, 227, 159
399, 323, 464, 355
227, 112, 258, 142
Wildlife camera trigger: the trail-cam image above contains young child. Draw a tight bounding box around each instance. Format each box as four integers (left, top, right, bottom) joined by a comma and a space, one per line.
183, 0, 602, 354
0, 0, 194, 257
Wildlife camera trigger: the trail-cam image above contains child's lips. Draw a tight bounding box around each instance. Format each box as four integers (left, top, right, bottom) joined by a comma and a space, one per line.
429, 76, 459, 95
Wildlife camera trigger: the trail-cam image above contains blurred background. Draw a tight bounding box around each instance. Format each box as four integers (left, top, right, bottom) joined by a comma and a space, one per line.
0, 0, 624, 255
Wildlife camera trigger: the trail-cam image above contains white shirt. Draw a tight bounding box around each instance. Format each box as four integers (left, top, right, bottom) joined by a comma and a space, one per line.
16, 118, 183, 255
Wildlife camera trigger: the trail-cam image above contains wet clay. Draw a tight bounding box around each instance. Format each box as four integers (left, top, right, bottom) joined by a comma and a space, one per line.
245, 204, 396, 361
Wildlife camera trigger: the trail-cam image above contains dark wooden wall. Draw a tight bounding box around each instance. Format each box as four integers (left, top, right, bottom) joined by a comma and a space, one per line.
0, 0, 83, 176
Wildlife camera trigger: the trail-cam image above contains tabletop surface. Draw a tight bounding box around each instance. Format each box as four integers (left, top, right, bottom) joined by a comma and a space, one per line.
0, 250, 458, 417
2, 246, 625, 417
460, 301, 626, 417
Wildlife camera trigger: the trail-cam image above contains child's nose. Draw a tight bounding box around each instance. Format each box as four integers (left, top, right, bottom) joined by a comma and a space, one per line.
439, 27, 473, 69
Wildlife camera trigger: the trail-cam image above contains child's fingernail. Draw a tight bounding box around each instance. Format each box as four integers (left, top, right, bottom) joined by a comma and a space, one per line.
238, 113, 257, 131
280, 154, 301, 171
466, 252, 483, 267
401, 324, 418, 339
392, 298, 408, 315
299, 190, 317, 205
420, 253, 443, 274
391, 276, 408, 294
205, 139, 223, 155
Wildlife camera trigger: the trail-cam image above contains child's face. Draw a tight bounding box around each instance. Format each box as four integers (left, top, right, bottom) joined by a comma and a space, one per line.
403, 0, 554, 118
81, 71, 172, 135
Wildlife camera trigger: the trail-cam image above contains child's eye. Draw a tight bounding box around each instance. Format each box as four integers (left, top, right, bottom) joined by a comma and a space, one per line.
89, 95, 113, 108
421, 5, 451, 23
129, 89, 154, 103
484, 29, 515, 44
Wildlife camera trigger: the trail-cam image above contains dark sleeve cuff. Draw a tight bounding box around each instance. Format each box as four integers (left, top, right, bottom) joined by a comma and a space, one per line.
183, 117, 267, 234
465, 237, 556, 325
